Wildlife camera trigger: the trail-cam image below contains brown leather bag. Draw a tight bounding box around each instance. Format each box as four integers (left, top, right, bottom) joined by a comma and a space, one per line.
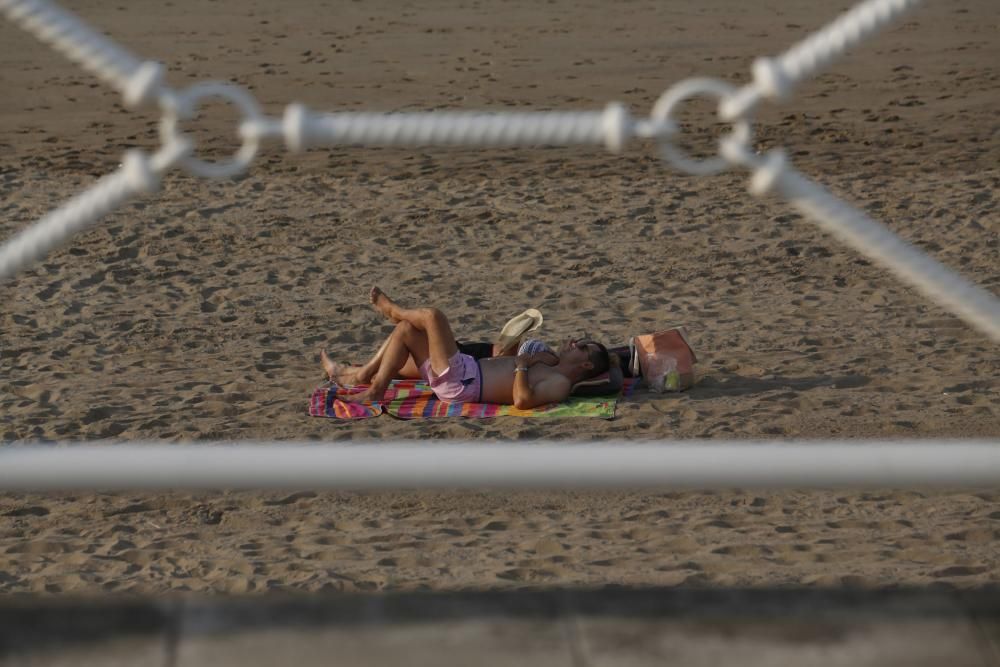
632, 327, 697, 392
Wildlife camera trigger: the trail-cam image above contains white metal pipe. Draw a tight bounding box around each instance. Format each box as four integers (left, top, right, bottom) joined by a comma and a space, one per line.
278, 103, 631, 153
0, 441, 997, 490
763, 161, 1000, 342
720, 0, 924, 120
0, 152, 158, 281
0, 0, 167, 107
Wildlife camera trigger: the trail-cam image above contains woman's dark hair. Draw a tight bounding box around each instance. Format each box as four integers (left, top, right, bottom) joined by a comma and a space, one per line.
579, 339, 610, 378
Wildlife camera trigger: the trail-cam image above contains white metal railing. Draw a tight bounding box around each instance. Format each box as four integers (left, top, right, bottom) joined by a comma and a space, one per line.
0, 442, 998, 490
2, 0, 999, 341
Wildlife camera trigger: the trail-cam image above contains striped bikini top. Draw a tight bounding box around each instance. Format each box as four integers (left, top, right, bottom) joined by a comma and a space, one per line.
517, 338, 554, 356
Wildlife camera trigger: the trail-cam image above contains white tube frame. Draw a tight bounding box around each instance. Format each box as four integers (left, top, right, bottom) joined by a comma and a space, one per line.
0, 441, 998, 490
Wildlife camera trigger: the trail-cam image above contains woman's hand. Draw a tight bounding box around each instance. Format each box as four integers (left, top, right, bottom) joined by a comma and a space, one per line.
494, 340, 522, 357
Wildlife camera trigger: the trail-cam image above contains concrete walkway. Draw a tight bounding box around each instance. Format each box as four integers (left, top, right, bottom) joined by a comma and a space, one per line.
2, 587, 999, 666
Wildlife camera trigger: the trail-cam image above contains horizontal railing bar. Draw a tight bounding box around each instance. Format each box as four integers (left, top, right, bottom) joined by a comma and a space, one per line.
0, 441, 997, 490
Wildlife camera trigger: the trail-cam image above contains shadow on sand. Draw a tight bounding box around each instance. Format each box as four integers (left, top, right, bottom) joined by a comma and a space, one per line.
687, 372, 871, 400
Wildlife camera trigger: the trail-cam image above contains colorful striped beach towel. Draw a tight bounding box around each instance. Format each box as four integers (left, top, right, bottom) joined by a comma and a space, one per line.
309, 378, 637, 420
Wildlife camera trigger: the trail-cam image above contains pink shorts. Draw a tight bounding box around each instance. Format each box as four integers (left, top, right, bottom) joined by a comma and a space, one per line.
420, 352, 482, 403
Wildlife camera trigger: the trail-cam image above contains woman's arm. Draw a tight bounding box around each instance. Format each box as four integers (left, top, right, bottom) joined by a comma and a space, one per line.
492, 341, 518, 357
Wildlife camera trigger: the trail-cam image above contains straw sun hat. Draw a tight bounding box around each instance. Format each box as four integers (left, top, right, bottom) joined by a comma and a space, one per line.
494, 309, 543, 352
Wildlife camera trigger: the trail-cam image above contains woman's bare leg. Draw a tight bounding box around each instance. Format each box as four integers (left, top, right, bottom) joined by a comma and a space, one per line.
369, 286, 459, 375
342, 321, 429, 403
320, 339, 420, 386
352, 336, 421, 381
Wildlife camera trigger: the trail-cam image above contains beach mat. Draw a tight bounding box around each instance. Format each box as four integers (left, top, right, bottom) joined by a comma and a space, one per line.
308, 379, 636, 420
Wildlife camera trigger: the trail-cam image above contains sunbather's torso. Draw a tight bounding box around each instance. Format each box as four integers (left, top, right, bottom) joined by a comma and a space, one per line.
479, 356, 568, 405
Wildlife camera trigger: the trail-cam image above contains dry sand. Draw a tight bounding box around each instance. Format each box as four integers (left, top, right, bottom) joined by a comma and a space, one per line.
0, 0, 997, 595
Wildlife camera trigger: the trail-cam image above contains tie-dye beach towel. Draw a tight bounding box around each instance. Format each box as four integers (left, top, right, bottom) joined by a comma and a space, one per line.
309, 379, 636, 420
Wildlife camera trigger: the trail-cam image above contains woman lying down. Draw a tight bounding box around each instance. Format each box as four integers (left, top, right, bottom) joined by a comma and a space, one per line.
321, 287, 620, 408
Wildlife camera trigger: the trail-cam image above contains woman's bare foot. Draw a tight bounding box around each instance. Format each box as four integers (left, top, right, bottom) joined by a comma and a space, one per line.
320, 348, 339, 381
339, 385, 385, 404
321, 349, 362, 385
370, 286, 400, 323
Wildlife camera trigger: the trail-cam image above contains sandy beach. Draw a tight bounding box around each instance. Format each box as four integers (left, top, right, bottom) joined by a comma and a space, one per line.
0, 0, 997, 595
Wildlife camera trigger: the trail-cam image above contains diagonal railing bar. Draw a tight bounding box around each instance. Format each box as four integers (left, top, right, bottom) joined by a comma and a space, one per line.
0, 0, 167, 108
719, 0, 924, 120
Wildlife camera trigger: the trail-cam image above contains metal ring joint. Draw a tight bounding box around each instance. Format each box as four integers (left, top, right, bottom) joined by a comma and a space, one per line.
159, 81, 263, 179
650, 78, 754, 176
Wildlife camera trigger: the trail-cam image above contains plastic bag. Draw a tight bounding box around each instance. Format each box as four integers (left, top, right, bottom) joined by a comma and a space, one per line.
643, 354, 681, 393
